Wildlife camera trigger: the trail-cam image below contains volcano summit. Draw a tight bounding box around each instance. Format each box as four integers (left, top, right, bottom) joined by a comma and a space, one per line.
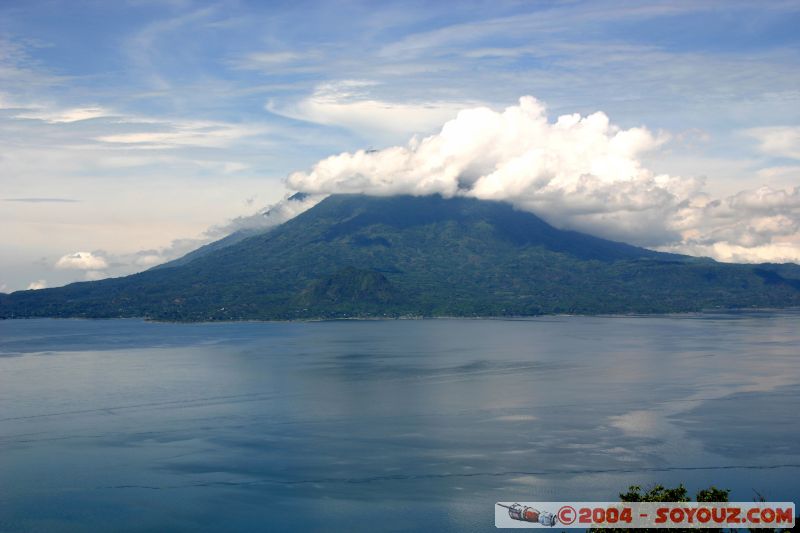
2, 195, 799, 321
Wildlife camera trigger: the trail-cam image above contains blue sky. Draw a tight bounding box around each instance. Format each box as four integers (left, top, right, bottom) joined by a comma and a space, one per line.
1, 0, 799, 291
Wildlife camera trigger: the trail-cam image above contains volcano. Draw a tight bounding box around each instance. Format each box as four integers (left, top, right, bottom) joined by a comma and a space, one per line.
2, 194, 799, 320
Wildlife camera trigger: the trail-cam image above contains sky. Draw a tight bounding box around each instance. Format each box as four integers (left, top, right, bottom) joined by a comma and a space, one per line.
1, 0, 799, 292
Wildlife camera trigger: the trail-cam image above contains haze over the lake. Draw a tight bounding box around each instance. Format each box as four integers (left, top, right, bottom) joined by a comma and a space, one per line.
2, 1, 800, 292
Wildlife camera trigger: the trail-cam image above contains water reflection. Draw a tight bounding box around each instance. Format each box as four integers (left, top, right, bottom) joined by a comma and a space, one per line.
0, 313, 798, 531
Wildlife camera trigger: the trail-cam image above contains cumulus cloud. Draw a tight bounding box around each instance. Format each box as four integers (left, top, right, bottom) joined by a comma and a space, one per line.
27, 280, 47, 290
661, 186, 800, 262
55, 251, 109, 270
287, 96, 800, 263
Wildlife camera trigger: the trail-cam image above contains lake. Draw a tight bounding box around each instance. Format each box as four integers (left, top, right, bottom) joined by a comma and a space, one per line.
1, 314, 798, 531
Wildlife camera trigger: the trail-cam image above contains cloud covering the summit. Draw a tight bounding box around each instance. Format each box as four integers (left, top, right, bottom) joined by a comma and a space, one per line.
288, 97, 800, 263
3, 1, 799, 290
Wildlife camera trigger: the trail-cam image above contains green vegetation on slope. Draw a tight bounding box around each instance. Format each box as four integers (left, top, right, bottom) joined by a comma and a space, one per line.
1, 194, 799, 320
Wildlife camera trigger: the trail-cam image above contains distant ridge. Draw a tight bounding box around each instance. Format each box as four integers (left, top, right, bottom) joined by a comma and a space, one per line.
2, 194, 799, 320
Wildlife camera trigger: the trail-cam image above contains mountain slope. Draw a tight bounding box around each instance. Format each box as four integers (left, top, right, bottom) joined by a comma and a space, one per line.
2, 194, 799, 320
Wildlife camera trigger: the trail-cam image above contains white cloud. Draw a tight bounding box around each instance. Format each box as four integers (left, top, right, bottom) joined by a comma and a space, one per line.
745, 126, 800, 159
243, 51, 302, 65
105, 192, 325, 273
134, 254, 163, 267
268, 80, 471, 141
83, 270, 107, 281
663, 241, 800, 264
222, 162, 249, 174
55, 252, 109, 270
288, 96, 800, 263
234, 51, 313, 70
288, 96, 682, 244
0, 91, 33, 110
757, 165, 800, 182
16, 106, 112, 123
96, 120, 263, 149
208, 191, 325, 237
27, 280, 47, 290
660, 185, 800, 261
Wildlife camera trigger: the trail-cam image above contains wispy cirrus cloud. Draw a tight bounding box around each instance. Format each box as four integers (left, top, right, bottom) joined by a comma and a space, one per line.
0, 36, 64, 91
15, 106, 112, 124
267, 80, 473, 141
233, 50, 319, 71
95, 119, 265, 149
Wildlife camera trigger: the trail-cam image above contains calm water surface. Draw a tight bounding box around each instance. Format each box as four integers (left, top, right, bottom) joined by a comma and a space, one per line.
0, 314, 798, 531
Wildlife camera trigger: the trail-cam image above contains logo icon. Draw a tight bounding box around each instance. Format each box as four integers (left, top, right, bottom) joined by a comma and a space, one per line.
497, 503, 558, 527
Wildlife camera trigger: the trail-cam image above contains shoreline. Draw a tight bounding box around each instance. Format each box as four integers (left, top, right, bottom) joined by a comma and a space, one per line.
2, 307, 799, 325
